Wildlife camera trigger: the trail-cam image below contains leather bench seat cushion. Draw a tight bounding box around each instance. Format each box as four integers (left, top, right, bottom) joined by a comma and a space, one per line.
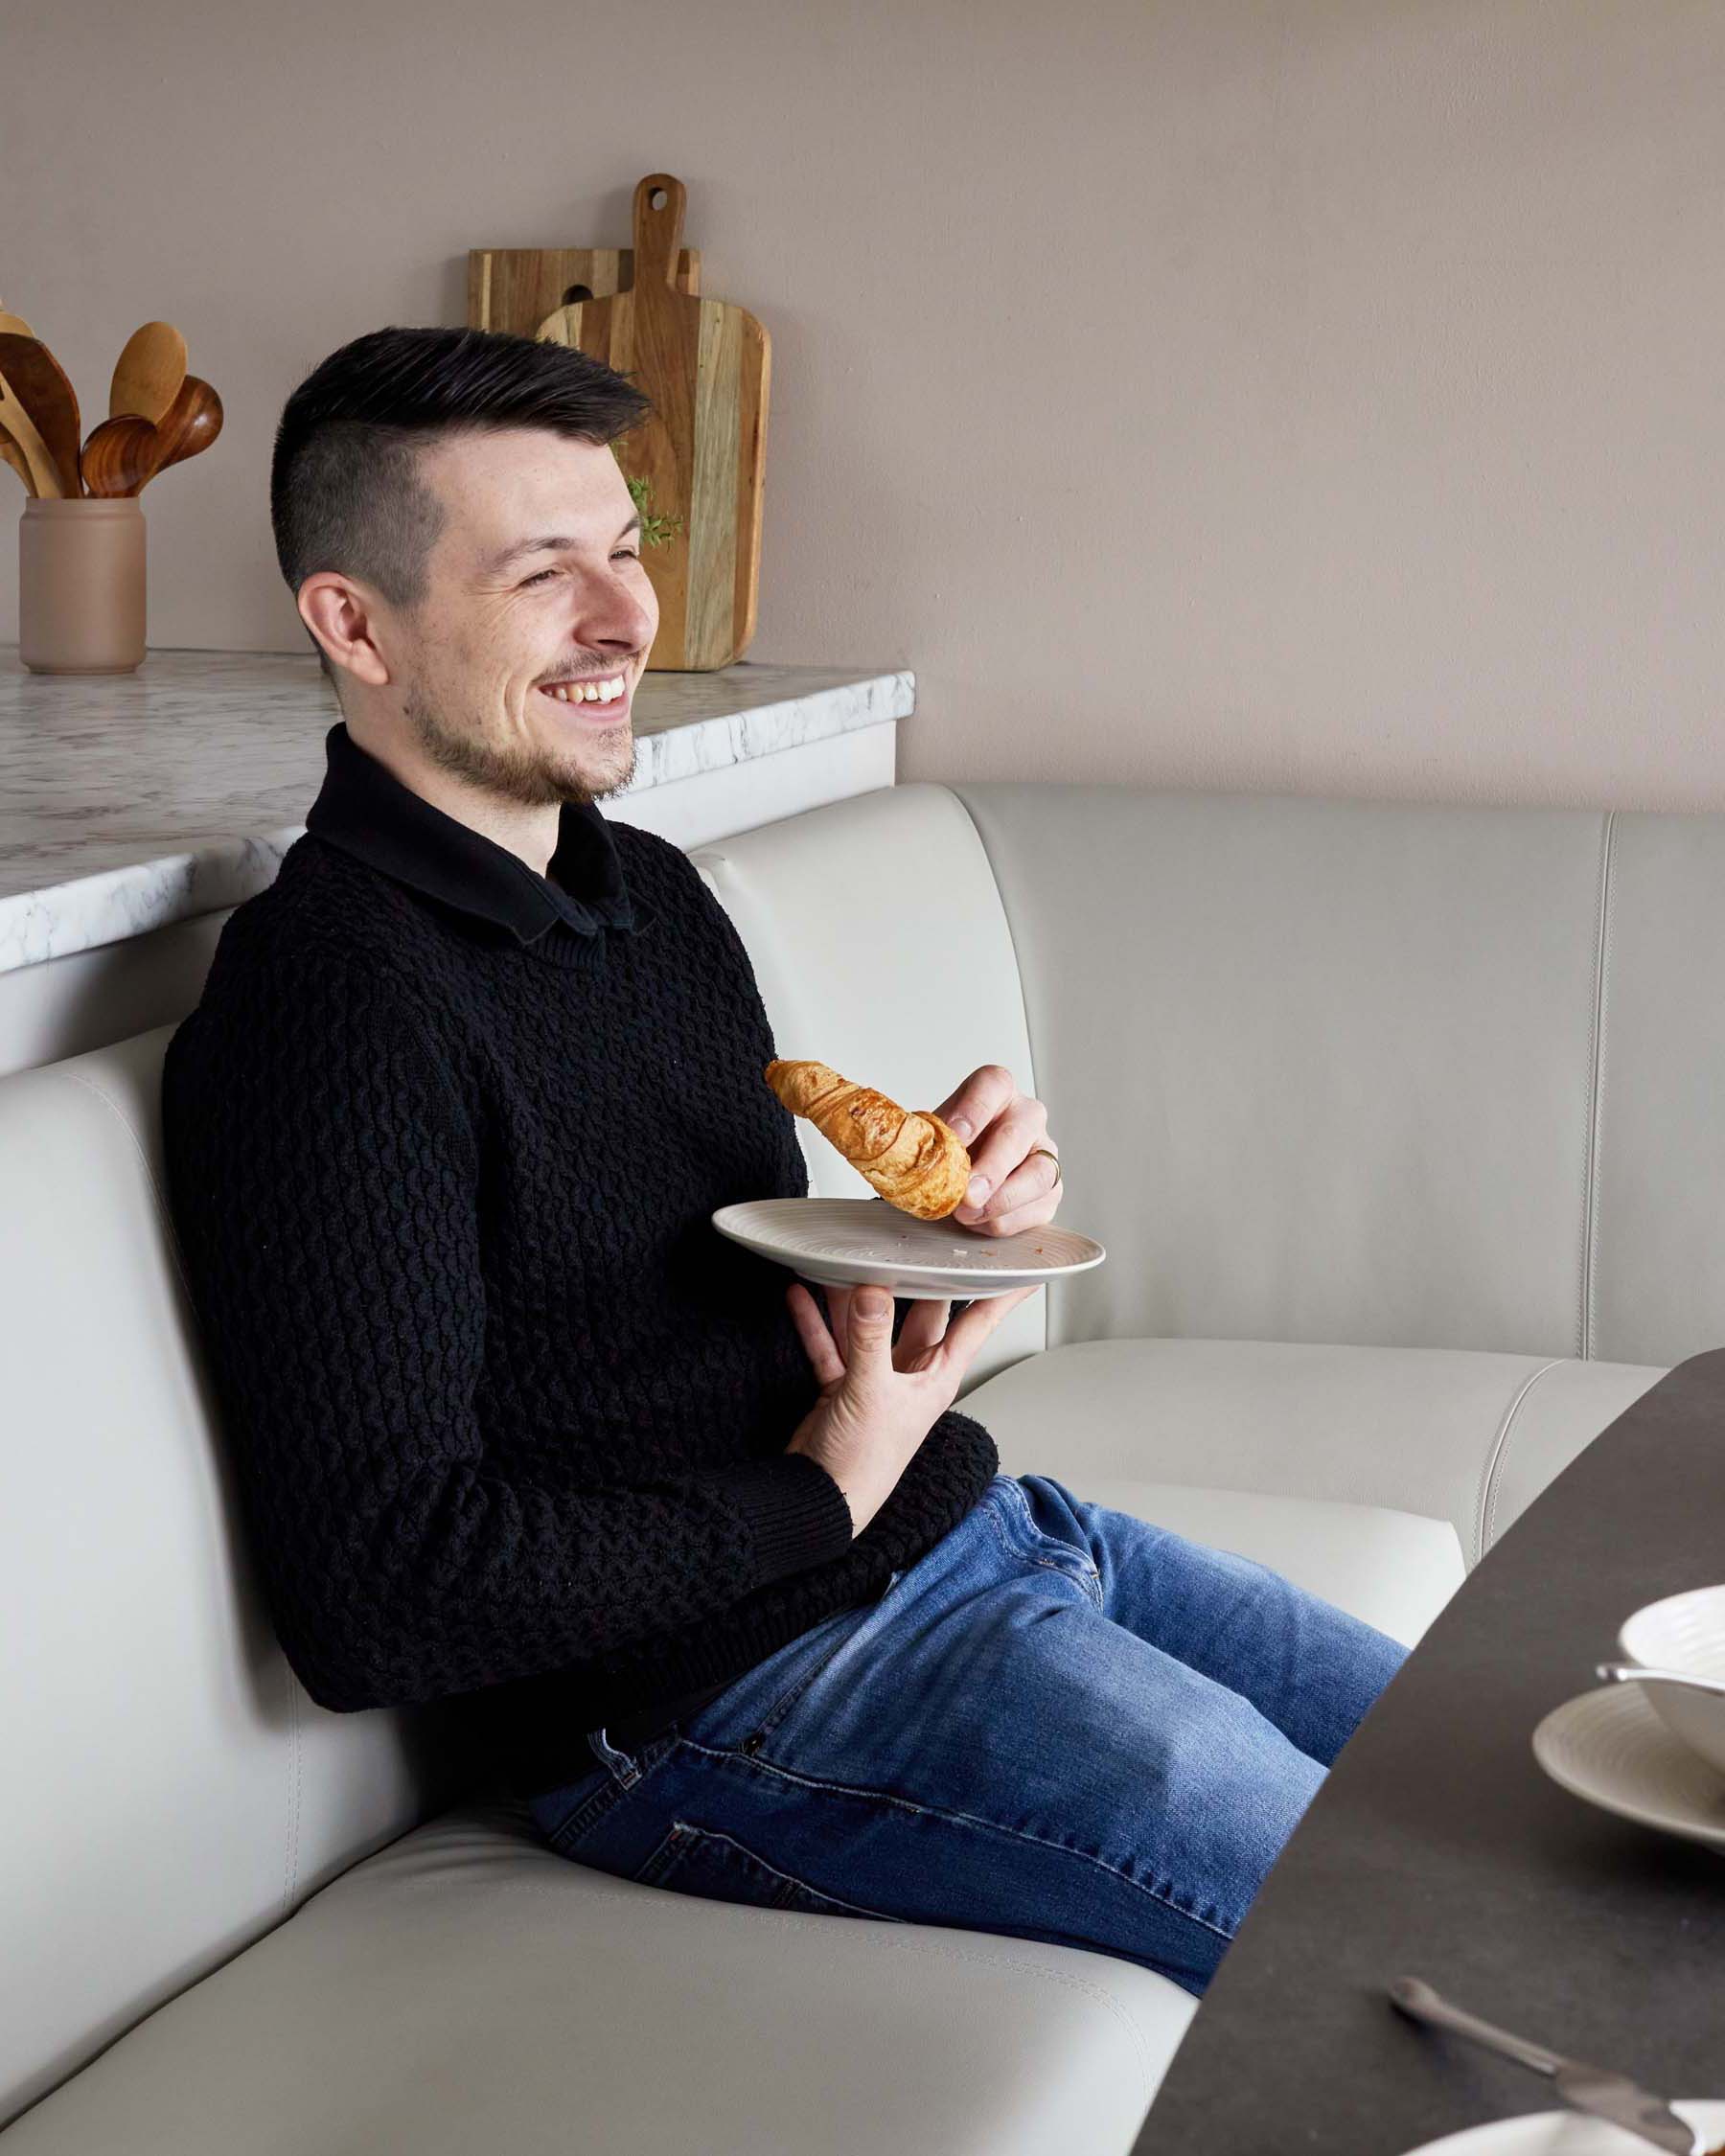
0, 1797, 1199, 2156
5, 1420, 1490, 2156
960, 1336, 1666, 1574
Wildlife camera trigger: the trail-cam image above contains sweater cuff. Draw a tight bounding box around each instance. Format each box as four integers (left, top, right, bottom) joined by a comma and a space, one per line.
719, 1453, 858, 1587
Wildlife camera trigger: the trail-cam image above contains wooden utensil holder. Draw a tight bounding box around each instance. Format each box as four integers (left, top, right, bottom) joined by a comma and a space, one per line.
19, 496, 147, 674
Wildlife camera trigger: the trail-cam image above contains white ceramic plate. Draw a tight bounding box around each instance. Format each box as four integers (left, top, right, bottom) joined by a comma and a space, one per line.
1397, 2098, 1725, 2154
710, 1196, 1105, 1300
1530, 1684, 1725, 1854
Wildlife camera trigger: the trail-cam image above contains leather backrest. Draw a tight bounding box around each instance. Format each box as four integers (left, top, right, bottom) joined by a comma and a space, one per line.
703, 780, 1725, 1370
0, 1028, 469, 2126
1583, 808, 1725, 1367
937, 781, 1605, 1356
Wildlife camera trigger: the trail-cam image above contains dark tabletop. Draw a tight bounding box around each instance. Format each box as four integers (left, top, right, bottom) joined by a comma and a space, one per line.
1133, 1347, 1725, 2154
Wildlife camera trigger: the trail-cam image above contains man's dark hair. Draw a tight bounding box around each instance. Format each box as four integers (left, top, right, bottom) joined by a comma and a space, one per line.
269, 325, 654, 687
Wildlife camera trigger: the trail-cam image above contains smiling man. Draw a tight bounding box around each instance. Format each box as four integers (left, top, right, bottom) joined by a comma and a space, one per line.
159, 324, 1406, 2002
293, 370, 650, 856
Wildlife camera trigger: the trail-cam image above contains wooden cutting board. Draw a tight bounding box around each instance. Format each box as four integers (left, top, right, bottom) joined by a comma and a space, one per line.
467, 240, 702, 331
529, 174, 770, 673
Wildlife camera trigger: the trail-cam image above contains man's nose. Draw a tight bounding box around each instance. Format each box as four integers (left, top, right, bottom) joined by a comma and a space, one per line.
574, 575, 656, 654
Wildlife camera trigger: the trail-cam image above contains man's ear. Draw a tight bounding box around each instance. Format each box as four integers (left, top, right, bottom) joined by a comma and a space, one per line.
297, 572, 392, 690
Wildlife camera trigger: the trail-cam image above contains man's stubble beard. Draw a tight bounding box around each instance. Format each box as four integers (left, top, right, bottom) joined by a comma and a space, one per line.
401, 674, 638, 811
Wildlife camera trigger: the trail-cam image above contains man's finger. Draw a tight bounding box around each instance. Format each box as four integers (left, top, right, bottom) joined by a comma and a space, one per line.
952, 1108, 1052, 1224
896, 1295, 952, 1362
840, 1283, 896, 1391
933, 1065, 1018, 1149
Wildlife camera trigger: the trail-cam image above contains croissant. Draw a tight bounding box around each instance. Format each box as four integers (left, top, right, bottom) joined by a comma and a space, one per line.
764, 1059, 972, 1220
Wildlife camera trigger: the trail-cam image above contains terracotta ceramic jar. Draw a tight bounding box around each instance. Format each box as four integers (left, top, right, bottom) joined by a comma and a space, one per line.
19, 496, 147, 675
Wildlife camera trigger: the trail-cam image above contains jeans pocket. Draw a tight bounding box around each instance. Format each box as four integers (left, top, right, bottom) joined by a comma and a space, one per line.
632, 1818, 907, 1923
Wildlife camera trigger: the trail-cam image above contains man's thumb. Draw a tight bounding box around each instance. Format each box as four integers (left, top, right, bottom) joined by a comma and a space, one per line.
853, 1287, 892, 1322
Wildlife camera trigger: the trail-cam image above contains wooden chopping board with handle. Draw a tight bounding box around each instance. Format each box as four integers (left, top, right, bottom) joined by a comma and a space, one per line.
467, 240, 702, 333
535, 173, 769, 672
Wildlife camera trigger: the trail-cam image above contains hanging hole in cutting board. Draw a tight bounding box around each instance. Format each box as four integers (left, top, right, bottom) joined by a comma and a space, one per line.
560, 285, 594, 307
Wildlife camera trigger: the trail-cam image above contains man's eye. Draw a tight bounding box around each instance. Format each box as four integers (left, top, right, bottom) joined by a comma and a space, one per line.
522, 554, 638, 588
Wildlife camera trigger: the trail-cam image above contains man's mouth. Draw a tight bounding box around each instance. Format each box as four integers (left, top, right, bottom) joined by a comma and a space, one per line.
536, 671, 632, 721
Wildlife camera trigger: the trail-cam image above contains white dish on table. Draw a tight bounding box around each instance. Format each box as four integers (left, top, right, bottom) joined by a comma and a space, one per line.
1530, 1683, 1725, 1854
1396, 2098, 1725, 2154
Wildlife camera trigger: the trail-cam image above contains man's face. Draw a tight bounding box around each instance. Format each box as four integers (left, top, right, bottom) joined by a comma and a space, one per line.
384, 426, 659, 811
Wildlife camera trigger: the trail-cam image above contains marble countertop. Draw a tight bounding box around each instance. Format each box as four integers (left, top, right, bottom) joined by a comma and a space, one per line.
0, 646, 912, 975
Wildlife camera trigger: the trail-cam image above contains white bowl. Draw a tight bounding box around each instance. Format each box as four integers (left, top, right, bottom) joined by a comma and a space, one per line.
1619, 1583, 1725, 1778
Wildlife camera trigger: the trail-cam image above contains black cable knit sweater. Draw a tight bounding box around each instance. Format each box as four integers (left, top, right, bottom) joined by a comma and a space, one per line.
160, 764, 999, 1802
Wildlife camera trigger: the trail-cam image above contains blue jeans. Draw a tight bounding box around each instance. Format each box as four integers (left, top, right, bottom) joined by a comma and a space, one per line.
525, 1472, 1409, 1996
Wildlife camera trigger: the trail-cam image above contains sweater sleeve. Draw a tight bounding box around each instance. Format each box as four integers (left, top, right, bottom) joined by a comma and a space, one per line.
160, 951, 856, 1713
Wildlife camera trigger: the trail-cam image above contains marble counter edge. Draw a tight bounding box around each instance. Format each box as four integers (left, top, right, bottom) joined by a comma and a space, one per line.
0, 670, 912, 975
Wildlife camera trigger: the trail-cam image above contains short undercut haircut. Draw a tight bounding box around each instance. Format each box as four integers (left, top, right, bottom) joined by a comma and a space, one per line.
270, 325, 654, 687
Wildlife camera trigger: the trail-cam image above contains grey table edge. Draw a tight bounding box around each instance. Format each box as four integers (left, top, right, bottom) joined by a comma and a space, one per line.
1131, 1344, 1725, 2155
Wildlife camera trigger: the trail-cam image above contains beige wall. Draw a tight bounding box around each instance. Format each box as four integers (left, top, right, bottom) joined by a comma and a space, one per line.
4, 0, 1721, 805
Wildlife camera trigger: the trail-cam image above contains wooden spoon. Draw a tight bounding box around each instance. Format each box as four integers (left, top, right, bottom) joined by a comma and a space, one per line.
0, 418, 37, 494
0, 333, 81, 496
141, 374, 222, 483
80, 414, 163, 497
109, 321, 187, 424
82, 377, 223, 496
0, 304, 65, 496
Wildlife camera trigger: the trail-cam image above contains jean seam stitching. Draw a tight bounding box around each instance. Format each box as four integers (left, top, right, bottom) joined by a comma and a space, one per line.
673, 1732, 1235, 1943
647, 1818, 910, 1923
548, 1782, 623, 1855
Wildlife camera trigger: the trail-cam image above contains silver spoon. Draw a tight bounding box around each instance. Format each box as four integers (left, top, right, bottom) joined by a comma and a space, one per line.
1389, 1976, 1701, 2154
1597, 1662, 1725, 1700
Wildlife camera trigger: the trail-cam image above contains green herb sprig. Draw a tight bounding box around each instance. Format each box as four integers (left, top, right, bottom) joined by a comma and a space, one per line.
624, 470, 682, 549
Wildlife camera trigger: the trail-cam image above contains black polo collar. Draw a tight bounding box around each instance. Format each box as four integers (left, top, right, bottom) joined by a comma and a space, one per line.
303, 721, 656, 947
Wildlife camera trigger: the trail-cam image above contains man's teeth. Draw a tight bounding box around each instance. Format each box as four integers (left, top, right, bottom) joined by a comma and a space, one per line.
541, 675, 627, 705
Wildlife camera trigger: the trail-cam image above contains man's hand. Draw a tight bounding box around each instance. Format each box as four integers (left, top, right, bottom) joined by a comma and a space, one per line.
931, 1065, 1062, 1237
785, 1277, 1043, 1535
